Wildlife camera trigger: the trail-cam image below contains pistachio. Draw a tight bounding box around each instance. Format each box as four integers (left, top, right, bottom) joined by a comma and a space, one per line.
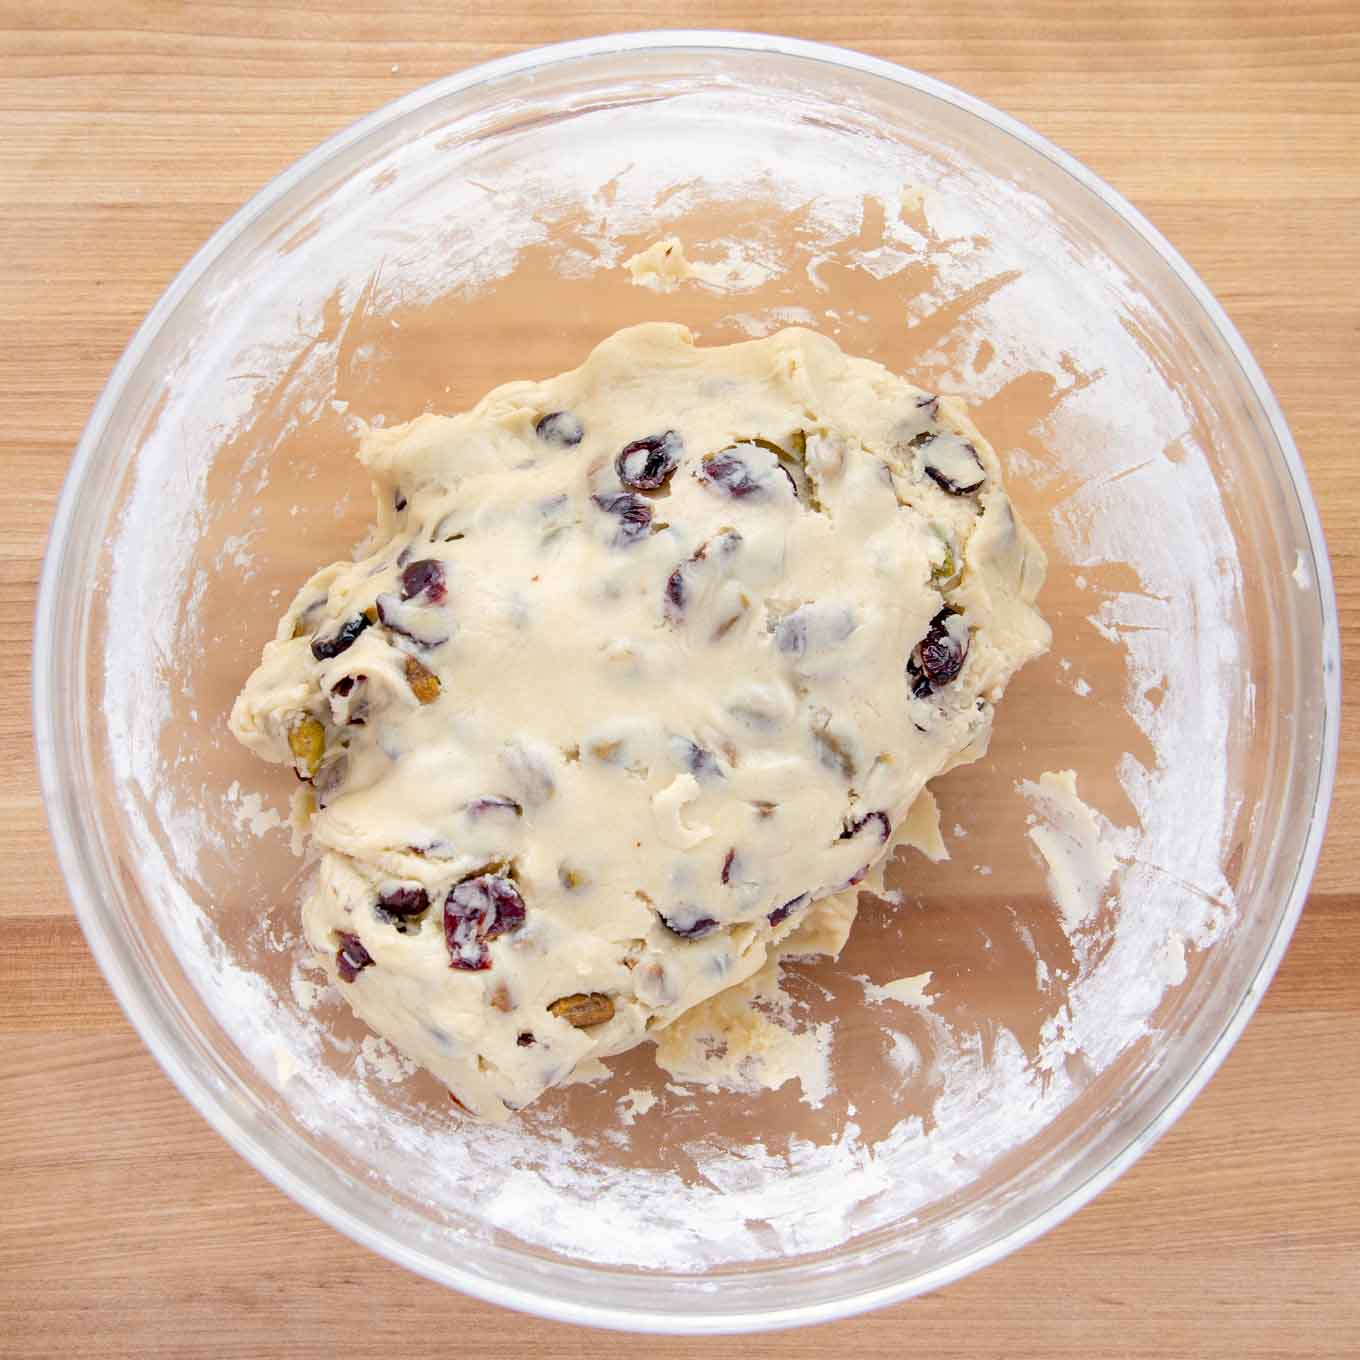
547, 992, 615, 1028
404, 654, 441, 704
932, 545, 956, 585
288, 715, 325, 775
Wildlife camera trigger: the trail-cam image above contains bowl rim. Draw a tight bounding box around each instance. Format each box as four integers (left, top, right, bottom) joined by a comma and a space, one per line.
33, 28, 1342, 1334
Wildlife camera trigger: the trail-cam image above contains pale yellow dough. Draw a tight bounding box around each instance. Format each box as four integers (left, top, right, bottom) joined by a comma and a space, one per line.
230, 323, 1049, 1118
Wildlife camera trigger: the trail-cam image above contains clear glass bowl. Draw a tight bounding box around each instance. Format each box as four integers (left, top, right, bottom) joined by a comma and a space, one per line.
34, 32, 1339, 1333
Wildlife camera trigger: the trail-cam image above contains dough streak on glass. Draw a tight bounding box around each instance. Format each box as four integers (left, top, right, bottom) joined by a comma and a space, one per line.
230, 323, 1050, 1119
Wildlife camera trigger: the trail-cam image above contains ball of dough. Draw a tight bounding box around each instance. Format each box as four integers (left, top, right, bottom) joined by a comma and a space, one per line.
230, 323, 1049, 1118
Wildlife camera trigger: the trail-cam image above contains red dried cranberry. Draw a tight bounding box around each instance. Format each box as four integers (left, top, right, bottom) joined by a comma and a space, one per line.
698, 449, 760, 498
664, 567, 687, 616
444, 874, 527, 970
400, 558, 447, 604
535, 411, 584, 446
377, 884, 429, 918
464, 796, 523, 819
375, 593, 450, 647
910, 609, 968, 696
659, 909, 720, 940
310, 614, 371, 661
699, 448, 797, 499
394, 487, 408, 512
336, 931, 374, 982
721, 848, 737, 884
768, 892, 810, 927
516, 1031, 536, 1047
664, 529, 742, 618
329, 674, 370, 726
616, 431, 682, 491
841, 810, 891, 843
591, 491, 652, 547
912, 431, 985, 495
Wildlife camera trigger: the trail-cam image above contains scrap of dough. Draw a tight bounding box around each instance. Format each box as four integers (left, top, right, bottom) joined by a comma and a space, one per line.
624, 236, 751, 293
862, 971, 934, 1009
895, 786, 948, 863
652, 960, 832, 1107
1020, 769, 1118, 935
229, 322, 1049, 1119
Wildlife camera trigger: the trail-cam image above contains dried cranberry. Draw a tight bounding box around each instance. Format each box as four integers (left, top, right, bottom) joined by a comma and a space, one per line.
464, 796, 523, 819
698, 449, 760, 498
616, 430, 683, 491
394, 487, 408, 512
310, 614, 371, 661
377, 884, 429, 918
721, 848, 737, 885
591, 491, 652, 547
516, 1032, 536, 1047
664, 529, 742, 618
841, 811, 891, 843
659, 910, 720, 940
444, 874, 527, 971
664, 567, 687, 615
376, 593, 450, 647
913, 431, 986, 495
768, 892, 810, 927
400, 557, 447, 604
336, 931, 373, 982
924, 463, 983, 496
699, 447, 797, 499
329, 674, 369, 726
535, 411, 584, 446
910, 608, 968, 697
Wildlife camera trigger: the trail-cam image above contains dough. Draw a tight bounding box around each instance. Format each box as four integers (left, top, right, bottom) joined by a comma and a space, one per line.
230, 323, 1049, 1118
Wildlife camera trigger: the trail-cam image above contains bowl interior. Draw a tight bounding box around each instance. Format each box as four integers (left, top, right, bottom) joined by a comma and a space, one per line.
43, 36, 1335, 1330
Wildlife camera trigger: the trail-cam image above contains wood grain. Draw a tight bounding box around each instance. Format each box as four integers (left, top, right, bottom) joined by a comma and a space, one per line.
2, 2, 1357, 1355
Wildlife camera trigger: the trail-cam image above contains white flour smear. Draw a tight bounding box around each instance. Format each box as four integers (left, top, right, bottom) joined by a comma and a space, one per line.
103, 73, 1241, 1271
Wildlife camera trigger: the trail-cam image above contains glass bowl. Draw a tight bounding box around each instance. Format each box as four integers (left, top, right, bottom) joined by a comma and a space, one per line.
34, 32, 1339, 1333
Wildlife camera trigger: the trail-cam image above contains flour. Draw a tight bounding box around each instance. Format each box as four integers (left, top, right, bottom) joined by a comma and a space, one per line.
617, 1088, 659, 1125
225, 781, 284, 838
356, 1034, 419, 1084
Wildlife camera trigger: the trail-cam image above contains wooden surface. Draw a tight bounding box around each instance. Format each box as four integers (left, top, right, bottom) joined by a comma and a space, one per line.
2, 2, 1357, 1355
